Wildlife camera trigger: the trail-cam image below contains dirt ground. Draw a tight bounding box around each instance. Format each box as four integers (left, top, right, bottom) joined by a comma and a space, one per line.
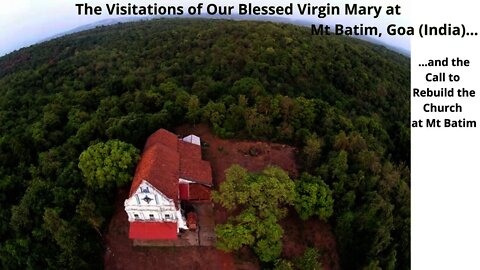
280, 211, 340, 270
103, 124, 339, 270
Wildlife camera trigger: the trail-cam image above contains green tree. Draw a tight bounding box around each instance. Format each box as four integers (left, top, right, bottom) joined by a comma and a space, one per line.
78, 140, 139, 190
252, 212, 284, 262
231, 77, 266, 99
213, 165, 295, 262
215, 222, 255, 251
42, 208, 77, 253
76, 196, 105, 236
294, 173, 334, 221
274, 259, 294, 270
294, 248, 323, 270
303, 133, 324, 169
213, 165, 295, 218
185, 95, 202, 124
202, 101, 226, 128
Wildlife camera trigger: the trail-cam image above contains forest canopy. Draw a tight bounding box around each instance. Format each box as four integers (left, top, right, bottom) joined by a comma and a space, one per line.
0, 19, 410, 269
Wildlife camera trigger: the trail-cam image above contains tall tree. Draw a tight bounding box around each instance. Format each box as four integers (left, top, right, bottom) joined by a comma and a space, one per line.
78, 140, 139, 190
213, 165, 295, 262
294, 173, 334, 221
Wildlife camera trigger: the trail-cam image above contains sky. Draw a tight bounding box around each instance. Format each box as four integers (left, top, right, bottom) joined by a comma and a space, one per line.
0, 0, 410, 56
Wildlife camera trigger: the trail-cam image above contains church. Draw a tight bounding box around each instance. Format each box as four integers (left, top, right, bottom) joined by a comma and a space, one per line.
124, 129, 212, 240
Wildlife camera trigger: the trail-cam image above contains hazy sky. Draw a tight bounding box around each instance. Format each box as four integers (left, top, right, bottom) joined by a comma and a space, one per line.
0, 0, 410, 56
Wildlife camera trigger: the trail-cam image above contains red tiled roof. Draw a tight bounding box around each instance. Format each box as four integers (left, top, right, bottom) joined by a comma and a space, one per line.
129, 141, 179, 200
144, 129, 178, 152
178, 140, 201, 160
179, 141, 212, 185
180, 159, 212, 185
129, 222, 177, 240
129, 129, 212, 201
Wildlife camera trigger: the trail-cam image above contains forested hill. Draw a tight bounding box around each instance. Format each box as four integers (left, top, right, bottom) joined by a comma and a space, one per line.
0, 19, 410, 269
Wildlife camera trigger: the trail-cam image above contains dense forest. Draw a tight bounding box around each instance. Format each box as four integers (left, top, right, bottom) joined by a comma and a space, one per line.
0, 19, 410, 269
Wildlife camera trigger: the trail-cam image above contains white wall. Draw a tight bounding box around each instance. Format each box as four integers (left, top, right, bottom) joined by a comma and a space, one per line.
124, 180, 177, 222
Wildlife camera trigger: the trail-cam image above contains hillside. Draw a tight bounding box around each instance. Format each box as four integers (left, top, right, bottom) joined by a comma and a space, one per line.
0, 19, 410, 269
